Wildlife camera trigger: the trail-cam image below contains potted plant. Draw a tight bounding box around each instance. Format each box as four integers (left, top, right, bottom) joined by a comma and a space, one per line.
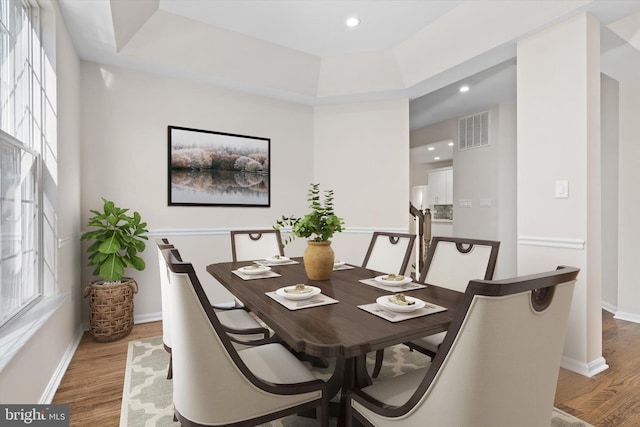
274, 183, 345, 280
81, 198, 148, 341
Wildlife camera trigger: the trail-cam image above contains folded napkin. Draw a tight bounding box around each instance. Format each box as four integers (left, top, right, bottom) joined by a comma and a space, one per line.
358, 278, 427, 292
265, 291, 339, 310
358, 302, 447, 322
233, 269, 281, 280
333, 263, 355, 271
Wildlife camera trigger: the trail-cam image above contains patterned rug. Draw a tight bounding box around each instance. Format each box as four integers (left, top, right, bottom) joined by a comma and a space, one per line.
120, 336, 592, 426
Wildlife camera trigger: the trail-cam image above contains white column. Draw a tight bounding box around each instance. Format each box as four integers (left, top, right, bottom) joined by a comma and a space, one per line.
516, 13, 606, 376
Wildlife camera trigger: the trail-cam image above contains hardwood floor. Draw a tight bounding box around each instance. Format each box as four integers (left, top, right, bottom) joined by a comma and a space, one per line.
53, 311, 639, 426
554, 311, 640, 427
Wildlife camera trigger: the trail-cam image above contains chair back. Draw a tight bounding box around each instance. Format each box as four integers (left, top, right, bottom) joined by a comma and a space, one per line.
362, 232, 416, 276
351, 266, 579, 427
419, 236, 500, 291
155, 238, 174, 350
161, 248, 324, 425
230, 229, 284, 262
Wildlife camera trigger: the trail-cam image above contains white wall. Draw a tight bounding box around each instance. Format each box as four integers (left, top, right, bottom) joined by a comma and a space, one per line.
600, 74, 619, 312
79, 64, 412, 322
453, 106, 500, 241
616, 74, 640, 323
517, 13, 605, 377
313, 100, 410, 229
313, 100, 412, 262
79, 62, 316, 319
409, 104, 517, 279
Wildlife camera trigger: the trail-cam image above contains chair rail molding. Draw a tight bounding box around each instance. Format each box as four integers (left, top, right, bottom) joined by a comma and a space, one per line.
518, 235, 585, 250
148, 227, 409, 238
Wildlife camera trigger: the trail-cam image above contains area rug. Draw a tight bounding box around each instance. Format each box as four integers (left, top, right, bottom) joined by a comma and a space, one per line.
120, 336, 592, 427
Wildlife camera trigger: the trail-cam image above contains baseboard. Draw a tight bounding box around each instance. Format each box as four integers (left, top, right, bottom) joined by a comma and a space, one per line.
135, 312, 162, 324
601, 301, 617, 315
561, 355, 609, 378
614, 310, 640, 324
40, 324, 85, 404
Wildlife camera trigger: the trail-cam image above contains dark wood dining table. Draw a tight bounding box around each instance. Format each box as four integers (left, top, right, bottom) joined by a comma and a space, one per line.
206, 258, 464, 425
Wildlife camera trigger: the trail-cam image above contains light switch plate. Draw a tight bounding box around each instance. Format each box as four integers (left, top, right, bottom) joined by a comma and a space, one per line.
458, 199, 472, 208
555, 180, 569, 199
480, 198, 492, 208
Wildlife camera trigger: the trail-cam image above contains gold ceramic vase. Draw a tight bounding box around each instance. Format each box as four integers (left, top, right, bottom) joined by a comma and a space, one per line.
303, 240, 334, 280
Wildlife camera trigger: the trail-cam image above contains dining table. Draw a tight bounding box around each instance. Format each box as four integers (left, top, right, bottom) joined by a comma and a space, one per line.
206, 257, 464, 425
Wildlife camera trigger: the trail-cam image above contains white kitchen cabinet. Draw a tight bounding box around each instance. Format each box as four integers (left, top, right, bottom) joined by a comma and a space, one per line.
428, 167, 453, 205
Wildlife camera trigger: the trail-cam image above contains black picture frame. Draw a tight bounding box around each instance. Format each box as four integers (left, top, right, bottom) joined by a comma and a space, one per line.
168, 126, 270, 207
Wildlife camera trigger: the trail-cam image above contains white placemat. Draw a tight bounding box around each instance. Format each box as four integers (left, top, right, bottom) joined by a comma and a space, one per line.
265, 291, 339, 310
333, 263, 355, 271
232, 270, 282, 280
358, 278, 427, 292
358, 301, 447, 322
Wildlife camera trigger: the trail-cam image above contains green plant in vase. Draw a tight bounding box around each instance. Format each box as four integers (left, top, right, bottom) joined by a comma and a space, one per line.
81, 197, 149, 283
274, 183, 345, 280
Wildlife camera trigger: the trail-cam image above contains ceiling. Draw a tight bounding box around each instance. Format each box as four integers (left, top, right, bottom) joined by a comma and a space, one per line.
58, 0, 640, 164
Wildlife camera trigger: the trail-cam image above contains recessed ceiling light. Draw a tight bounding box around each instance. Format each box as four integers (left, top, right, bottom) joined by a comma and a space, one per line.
346, 17, 360, 27
448, 142, 454, 146
434, 156, 441, 160
428, 147, 435, 151
459, 85, 470, 93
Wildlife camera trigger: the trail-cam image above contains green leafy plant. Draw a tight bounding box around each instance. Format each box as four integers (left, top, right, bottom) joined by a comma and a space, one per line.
81, 198, 149, 283
274, 183, 345, 246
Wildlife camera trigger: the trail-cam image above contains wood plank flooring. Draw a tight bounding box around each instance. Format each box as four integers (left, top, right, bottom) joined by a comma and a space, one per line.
53, 311, 639, 426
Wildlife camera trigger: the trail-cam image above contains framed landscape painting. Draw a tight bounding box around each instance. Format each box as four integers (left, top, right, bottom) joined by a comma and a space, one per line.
168, 126, 270, 207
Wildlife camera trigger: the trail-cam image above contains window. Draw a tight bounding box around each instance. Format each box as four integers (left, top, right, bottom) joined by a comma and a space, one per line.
1, 0, 45, 328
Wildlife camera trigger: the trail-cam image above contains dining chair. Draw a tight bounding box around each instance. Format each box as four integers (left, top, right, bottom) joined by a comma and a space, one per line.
230, 229, 284, 262
164, 248, 330, 426
363, 232, 416, 378
361, 231, 416, 277
405, 236, 501, 358
347, 266, 580, 427
156, 241, 269, 376
156, 239, 175, 378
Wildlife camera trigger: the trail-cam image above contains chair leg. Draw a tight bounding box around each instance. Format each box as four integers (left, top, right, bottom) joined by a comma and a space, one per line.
167, 354, 173, 379
371, 350, 384, 378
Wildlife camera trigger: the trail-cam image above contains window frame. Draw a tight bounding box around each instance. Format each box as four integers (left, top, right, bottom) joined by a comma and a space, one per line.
0, 0, 45, 330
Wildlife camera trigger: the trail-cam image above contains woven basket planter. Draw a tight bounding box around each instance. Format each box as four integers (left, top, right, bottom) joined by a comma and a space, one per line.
83, 278, 138, 342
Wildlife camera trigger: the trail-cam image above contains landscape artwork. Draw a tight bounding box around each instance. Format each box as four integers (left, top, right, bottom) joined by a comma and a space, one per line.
168, 126, 270, 207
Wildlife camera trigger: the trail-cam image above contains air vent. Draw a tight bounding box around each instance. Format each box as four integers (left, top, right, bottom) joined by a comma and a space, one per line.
458, 111, 489, 150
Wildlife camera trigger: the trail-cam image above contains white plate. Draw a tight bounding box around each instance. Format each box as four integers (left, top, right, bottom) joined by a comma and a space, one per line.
238, 265, 271, 275
276, 285, 321, 300
374, 275, 412, 286
264, 256, 290, 264
376, 295, 426, 313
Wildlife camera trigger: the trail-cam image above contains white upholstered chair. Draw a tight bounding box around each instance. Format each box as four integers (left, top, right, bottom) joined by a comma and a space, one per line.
156, 240, 269, 380
406, 236, 500, 358
230, 229, 284, 262
361, 232, 416, 277
348, 266, 579, 427
164, 248, 330, 426
363, 232, 416, 378
156, 239, 176, 378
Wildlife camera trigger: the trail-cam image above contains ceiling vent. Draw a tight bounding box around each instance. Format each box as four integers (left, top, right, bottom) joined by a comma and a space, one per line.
458, 111, 489, 150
